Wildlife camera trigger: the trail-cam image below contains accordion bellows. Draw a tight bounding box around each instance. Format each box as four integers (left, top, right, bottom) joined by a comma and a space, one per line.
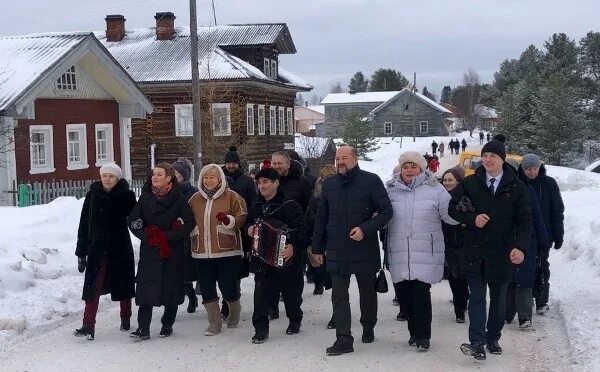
252, 218, 291, 268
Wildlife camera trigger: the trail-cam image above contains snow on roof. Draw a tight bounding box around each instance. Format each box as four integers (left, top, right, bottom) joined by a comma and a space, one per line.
307, 105, 324, 114
370, 88, 452, 115
95, 25, 311, 90
295, 134, 333, 158
321, 91, 400, 104
0, 32, 90, 111
474, 104, 498, 118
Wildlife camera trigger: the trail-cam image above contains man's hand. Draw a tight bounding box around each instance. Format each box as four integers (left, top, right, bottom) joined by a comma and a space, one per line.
313, 254, 324, 266
553, 238, 563, 250
349, 227, 364, 241
77, 257, 86, 273
247, 225, 256, 238
510, 248, 525, 265
475, 214, 490, 228
282, 244, 294, 262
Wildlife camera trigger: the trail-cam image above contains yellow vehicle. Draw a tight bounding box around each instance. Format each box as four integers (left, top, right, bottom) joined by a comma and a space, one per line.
458, 150, 523, 176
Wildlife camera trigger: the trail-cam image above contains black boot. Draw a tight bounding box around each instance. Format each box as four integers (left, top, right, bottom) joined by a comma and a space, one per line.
326, 339, 354, 356
396, 311, 407, 321
286, 322, 301, 335
73, 325, 95, 341
159, 325, 173, 338
313, 284, 324, 295
361, 328, 374, 343
252, 330, 269, 344
461, 342, 486, 360
130, 328, 150, 341
327, 316, 336, 330
268, 306, 279, 320
186, 284, 198, 313
487, 340, 503, 355
417, 339, 430, 352
120, 318, 131, 331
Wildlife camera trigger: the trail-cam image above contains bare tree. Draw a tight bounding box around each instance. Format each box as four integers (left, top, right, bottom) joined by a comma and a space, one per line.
330, 82, 344, 93
450, 68, 482, 136
0, 68, 17, 166
295, 134, 329, 170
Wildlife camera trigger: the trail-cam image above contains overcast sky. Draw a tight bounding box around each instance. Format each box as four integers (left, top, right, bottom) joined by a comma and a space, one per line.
3, 0, 600, 101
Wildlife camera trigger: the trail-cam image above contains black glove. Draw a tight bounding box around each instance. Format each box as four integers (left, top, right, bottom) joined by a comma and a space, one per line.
77, 257, 86, 273
553, 238, 563, 250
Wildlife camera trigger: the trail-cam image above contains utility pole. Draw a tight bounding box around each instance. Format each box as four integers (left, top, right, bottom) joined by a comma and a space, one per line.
190, 0, 202, 176
412, 72, 416, 142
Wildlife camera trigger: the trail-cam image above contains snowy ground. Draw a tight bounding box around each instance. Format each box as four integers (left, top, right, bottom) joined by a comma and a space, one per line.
0, 131, 599, 371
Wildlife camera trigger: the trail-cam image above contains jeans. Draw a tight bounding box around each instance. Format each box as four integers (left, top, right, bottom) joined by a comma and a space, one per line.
331, 272, 377, 344
195, 256, 241, 303
506, 283, 533, 321
467, 274, 508, 345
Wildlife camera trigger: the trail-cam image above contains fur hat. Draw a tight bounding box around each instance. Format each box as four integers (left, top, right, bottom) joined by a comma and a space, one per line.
172, 158, 191, 182
522, 153, 542, 170
255, 167, 279, 181
481, 139, 506, 161
398, 151, 428, 170
99, 163, 123, 180
224, 146, 241, 164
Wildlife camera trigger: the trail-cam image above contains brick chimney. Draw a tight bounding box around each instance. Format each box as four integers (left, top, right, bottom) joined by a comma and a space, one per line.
105, 15, 126, 42
155, 12, 176, 40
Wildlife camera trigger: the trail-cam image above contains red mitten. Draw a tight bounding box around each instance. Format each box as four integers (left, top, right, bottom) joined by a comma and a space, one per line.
172, 218, 184, 230
216, 212, 229, 225
145, 225, 162, 238
156, 232, 171, 259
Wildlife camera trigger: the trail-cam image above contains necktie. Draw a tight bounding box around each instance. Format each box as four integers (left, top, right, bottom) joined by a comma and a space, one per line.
489, 178, 496, 196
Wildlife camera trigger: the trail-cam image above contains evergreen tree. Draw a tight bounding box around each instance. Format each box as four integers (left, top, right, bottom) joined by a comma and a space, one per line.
348, 72, 369, 93
579, 31, 600, 137
440, 86, 452, 103
422, 86, 436, 101
542, 33, 580, 86
369, 68, 409, 91
342, 111, 380, 160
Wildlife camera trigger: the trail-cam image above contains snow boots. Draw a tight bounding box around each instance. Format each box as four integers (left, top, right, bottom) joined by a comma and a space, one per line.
461, 342, 486, 360
185, 283, 198, 313
73, 325, 94, 341
130, 328, 150, 341
326, 339, 354, 356
120, 318, 130, 331
226, 300, 241, 328
203, 301, 222, 336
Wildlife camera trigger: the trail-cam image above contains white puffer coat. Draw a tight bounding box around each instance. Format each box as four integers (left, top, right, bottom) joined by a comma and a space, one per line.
386, 171, 458, 284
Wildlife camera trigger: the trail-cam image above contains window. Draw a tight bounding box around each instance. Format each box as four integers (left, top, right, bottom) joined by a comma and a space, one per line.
286, 108, 294, 135
66, 124, 88, 170
257, 105, 266, 135
95, 124, 114, 166
384, 122, 393, 135
174, 104, 193, 137
332, 108, 339, 119
271, 59, 277, 79
264, 58, 271, 78
56, 66, 77, 90
278, 107, 285, 135
212, 103, 231, 136
29, 125, 55, 174
420, 121, 429, 134
246, 104, 255, 135
269, 106, 277, 135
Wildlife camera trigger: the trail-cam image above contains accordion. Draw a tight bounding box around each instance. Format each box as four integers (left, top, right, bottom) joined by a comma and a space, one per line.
252, 218, 291, 268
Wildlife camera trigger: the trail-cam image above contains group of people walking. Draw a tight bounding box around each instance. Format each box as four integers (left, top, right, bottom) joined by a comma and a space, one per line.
73, 137, 564, 361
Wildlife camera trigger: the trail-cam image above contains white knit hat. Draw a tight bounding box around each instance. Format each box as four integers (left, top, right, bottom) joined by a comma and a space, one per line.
99, 163, 123, 180
398, 151, 428, 171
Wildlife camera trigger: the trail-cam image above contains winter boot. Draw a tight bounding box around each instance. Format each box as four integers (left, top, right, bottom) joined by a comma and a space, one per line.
130, 328, 150, 341
226, 300, 241, 328
186, 291, 198, 314
408, 336, 417, 347
487, 340, 503, 355
286, 322, 301, 335
519, 319, 533, 330
327, 316, 336, 330
536, 304, 549, 315
396, 311, 407, 321
159, 325, 173, 338
461, 342, 486, 360
203, 301, 222, 336
120, 318, 130, 331
252, 330, 269, 344
313, 284, 324, 295
74, 325, 95, 341
456, 314, 465, 324
326, 339, 354, 356
417, 339, 430, 352
361, 328, 374, 343
268, 306, 279, 320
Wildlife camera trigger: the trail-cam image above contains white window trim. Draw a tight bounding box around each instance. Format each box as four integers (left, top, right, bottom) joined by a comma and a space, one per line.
174, 104, 194, 137
271, 59, 278, 79
212, 103, 232, 137
420, 120, 429, 134
278, 106, 285, 135
286, 107, 294, 135
66, 123, 89, 170
95, 123, 114, 167
384, 122, 393, 135
269, 106, 277, 135
29, 125, 55, 174
257, 105, 266, 135
246, 104, 255, 135
264, 58, 271, 78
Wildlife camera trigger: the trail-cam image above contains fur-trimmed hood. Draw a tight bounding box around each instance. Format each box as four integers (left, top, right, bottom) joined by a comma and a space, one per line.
196, 163, 229, 200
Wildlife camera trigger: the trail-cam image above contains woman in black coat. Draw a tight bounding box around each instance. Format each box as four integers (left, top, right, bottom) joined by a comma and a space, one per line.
172, 158, 200, 314
127, 162, 195, 340
74, 163, 136, 340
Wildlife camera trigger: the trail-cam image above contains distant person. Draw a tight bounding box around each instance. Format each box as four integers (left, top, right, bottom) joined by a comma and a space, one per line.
439, 142, 445, 158
431, 140, 438, 156
428, 156, 440, 173
479, 131, 484, 145
486, 132, 491, 142
461, 138, 467, 153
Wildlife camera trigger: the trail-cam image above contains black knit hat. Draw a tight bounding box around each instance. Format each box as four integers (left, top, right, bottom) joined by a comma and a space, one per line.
255, 167, 279, 181
481, 139, 506, 161
172, 158, 191, 182
224, 146, 241, 164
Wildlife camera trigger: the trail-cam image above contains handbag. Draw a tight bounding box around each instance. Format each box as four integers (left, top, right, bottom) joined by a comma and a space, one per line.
375, 269, 388, 293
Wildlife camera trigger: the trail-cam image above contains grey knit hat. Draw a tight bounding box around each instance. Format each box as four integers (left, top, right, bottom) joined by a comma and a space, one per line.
521, 154, 542, 170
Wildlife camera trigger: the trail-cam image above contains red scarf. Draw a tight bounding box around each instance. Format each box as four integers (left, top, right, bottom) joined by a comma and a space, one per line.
152, 182, 173, 198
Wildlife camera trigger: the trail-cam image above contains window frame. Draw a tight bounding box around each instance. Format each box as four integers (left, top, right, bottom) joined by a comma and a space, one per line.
257, 105, 266, 135
56, 65, 77, 91
264, 58, 271, 78
29, 125, 55, 174
95, 123, 114, 166
384, 122, 393, 135
246, 104, 255, 135
269, 106, 277, 135
66, 123, 88, 170
286, 107, 294, 135
174, 104, 194, 137
278, 106, 285, 135
271, 59, 278, 79
420, 121, 429, 134
211, 103, 232, 137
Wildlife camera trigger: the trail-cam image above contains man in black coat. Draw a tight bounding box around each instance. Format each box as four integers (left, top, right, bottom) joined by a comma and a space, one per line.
449, 140, 532, 360
518, 154, 565, 315
246, 167, 307, 343
431, 140, 438, 156
312, 145, 393, 356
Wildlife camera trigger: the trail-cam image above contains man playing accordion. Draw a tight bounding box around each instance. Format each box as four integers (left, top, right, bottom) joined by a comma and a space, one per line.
246, 166, 307, 344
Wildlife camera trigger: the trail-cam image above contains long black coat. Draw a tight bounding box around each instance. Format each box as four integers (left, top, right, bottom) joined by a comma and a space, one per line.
279, 161, 313, 212
312, 166, 393, 275
76, 179, 136, 301
180, 182, 199, 283
518, 164, 565, 245
245, 189, 307, 274
442, 184, 465, 278
513, 186, 550, 287
449, 163, 532, 282
127, 180, 195, 307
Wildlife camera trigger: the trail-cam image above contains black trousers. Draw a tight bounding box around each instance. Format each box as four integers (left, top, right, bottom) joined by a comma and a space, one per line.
534, 250, 551, 308
331, 272, 377, 344
394, 281, 409, 316
448, 273, 469, 317
253, 266, 304, 332
401, 280, 432, 340
137, 304, 178, 331
195, 256, 241, 303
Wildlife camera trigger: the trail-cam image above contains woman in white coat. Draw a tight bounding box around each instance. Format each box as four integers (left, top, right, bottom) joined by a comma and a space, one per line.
386, 151, 458, 352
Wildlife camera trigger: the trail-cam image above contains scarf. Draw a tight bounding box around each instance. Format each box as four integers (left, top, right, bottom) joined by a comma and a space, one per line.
152, 182, 173, 198
202, 185, 219, 199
